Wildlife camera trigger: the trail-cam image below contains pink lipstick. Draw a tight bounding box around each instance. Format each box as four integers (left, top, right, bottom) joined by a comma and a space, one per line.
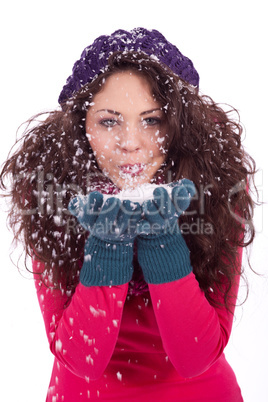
119, 163, 146, 176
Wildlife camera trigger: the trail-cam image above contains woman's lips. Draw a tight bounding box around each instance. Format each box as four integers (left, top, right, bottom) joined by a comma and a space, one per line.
119, 163, 146, 176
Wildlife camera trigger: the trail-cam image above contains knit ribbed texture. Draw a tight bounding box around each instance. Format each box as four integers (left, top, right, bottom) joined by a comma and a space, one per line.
80, 236, 134, 286
137, 232, 192, 284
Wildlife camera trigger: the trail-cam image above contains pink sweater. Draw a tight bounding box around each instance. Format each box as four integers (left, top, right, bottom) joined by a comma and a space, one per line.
33, 250, 243, 401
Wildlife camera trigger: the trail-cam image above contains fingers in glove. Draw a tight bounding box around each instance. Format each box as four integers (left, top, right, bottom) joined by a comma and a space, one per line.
114, 200, 142, 237
171, 185, 191, 213
68, 195, 83, 217
168, 179, 196, 213
98, 197, 121, 225
153, 187, 177, 218
118, 200, 142, 226
169, 179, 196, 198
121, 200, 142, 217
68, 191, 104, 230
180, 179, 196, 197
142, 199, 160, 224
68, 191, 103, 216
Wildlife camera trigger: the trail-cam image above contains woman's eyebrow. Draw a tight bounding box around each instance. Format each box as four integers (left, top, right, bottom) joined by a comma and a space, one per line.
95, 109, 121, 115
140, 108, 162, 116
95, 108, 162, 116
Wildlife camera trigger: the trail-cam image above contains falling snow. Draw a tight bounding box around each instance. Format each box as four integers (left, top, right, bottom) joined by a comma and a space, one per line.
116, 372, 122, 381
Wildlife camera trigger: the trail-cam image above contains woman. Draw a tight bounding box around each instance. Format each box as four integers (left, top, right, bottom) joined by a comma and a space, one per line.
0, 28, 256, 401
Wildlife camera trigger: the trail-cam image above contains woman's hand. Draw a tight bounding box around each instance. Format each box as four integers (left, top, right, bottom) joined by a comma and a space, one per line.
138, 179, 196, 236
68, 192, 142, 286
68, 191, 142, 243
136, 179, 196, 284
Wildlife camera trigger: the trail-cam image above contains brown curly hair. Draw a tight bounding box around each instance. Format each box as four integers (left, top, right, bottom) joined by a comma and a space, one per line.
0, 52, 257, 307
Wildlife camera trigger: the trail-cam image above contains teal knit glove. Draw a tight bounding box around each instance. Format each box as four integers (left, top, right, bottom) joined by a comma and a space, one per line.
68, 192, 142, 286
137, 179, 196, 284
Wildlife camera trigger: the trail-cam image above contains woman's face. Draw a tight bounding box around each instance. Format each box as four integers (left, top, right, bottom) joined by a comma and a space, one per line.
86, 71, 167, 189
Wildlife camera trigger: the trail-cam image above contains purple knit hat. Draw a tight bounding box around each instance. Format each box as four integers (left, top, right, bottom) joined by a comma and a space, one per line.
58, 27, 199, 104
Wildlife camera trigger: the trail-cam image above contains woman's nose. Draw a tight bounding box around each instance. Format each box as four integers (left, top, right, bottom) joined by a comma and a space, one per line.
118, 125, 141, 152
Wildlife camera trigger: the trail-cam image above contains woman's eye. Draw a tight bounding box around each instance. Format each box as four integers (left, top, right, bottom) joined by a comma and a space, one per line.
100, 118, 118, 128
142, 117, 161, 127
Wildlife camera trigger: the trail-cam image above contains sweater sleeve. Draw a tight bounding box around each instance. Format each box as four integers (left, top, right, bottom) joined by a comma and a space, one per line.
32, 259, 128, 381
148, 247, 243, 379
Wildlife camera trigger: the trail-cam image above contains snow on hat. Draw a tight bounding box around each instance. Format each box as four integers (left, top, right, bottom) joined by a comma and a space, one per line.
58, 27, 199, 104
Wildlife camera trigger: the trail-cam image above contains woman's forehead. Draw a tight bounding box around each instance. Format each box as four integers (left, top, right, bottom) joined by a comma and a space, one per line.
88, 72, 161, 114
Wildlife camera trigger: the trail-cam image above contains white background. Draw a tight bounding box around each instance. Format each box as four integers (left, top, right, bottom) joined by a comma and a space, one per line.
1, 1, 267, 401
